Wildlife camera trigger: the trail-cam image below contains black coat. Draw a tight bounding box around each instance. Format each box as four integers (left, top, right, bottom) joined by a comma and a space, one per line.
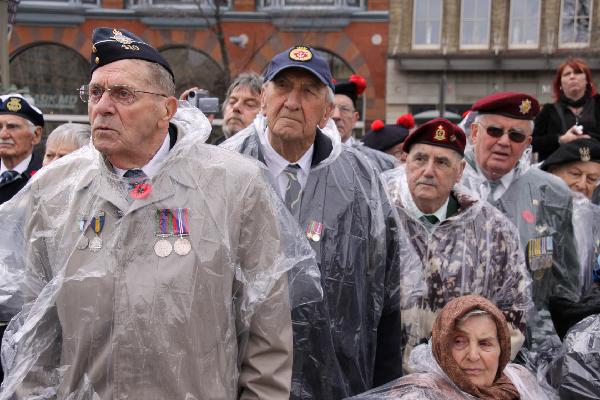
0, 153, 41, 205
532, 95, 600, 161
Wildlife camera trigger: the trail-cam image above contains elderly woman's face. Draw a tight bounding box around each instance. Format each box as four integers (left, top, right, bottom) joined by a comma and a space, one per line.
43, 138, 78, 166
451, 315, 501, 388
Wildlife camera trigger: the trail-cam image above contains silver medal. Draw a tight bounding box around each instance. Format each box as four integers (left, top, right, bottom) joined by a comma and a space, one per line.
173, 237, 191, 256
89, 236, 103, 252
76, 235, 89, 250
154, 239, 173, 258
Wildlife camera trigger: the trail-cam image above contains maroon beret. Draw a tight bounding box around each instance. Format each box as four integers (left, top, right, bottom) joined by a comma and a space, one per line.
402, 117, 466, 156
471, 92, 540, 120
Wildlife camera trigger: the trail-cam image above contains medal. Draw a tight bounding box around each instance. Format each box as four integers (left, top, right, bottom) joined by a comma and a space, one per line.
306, 220, 323, 242
155, 209, 173, 257
533, 269, 544, 280
172, 208, 191, 256
76, 216, 89, 250
89, 211, 105, 252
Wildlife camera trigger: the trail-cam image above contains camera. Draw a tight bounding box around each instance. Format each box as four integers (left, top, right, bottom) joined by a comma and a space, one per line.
188, 89, 219, 114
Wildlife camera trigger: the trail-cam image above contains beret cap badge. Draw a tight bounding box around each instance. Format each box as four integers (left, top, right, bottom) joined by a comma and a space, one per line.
110, 29, 134, 45
6, 98, 21, 112
580, 146, 591, 162
289, 46, 313, 62
434, 125, 447, 141
519, 99, 532, 115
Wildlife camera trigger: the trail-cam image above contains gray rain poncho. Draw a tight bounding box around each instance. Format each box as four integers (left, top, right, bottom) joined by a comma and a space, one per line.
461, 146, 580, 366
221, 115, 424, 399
382, 166, 533, 367
0, 104, 322, 399
345, 343, 555, 400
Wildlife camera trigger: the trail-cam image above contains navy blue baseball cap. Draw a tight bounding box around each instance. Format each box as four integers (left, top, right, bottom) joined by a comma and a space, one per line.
0, 94, 44, 127
264, 46, 334, 91
90, 27, 174, 81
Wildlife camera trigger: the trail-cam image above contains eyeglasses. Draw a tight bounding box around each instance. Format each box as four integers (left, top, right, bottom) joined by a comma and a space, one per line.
333, 104, 355, 115
78, 84, 167, 105
480, 124, 529, 143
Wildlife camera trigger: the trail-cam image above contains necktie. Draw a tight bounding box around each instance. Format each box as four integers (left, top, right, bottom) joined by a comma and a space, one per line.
283, 164, 302, 216
419, 214, 439, 225
0, 170, 19, 185
487, 180, 501, 202
123, 169, 147, 189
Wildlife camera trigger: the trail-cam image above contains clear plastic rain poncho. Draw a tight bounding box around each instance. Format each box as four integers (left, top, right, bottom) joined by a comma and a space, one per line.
345, 342, 555, 400
221, 115, 425, 399
548, 314, 600, 399
381, 166, 533, 368
0, 103, 322, 399
461, 145, 580, 368
572, 194, 600, 297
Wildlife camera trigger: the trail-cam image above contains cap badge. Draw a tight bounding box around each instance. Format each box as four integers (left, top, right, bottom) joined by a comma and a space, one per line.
110, 29, 134, 45
519, 99, 532, 115
580, 146, 591, 162
6, 98, 21, 112
433, 125, 446, 141
289, 46, 313, 62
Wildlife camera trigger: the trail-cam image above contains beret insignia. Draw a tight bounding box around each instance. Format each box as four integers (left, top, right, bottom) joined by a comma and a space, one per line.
580, 146, 591, 162
519, 99, 532, 115
434, 125, 446, 141
110, 29, 134, 45
6, 98, 21, 112
289, 46, 313, 62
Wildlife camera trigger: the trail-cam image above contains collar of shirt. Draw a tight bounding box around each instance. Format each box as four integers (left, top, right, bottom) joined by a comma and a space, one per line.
113, 132, 170, 179
489, 169, 515, 201
259, 126, 314, 199
0, 154, 32, 174
343, 137, 356, 147
414, 197, 449, 223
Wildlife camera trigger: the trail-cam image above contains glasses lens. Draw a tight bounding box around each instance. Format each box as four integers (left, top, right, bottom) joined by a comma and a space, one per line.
109, 85, 135, 104
507, 130, 527, 143
485, 126, 504, 138
78, 85, 89, 103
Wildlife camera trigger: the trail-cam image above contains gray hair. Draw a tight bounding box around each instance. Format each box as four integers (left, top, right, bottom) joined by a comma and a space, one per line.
222, 72, 263, 114
132, 59, 176, 97
46, 123, 91, 149
474, 113, 535, 133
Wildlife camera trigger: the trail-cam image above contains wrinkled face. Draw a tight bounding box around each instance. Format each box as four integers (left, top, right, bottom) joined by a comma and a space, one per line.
472, 115, 532, 181
332, 94, 359, 142
550, 160, 600, 199
0, 115, 40, 161
451, 315, 501, 388
88, 59, 170, 165
222, 85, 261, 137
406, 143, 465, 213
385, 142, 406, 163
262, 68, 332, 143
561, 65, 588, 100
42, 137, 79, 166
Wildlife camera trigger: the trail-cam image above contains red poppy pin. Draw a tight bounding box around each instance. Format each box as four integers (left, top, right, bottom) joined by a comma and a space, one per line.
521, 210, 535, 224
30, 170, 37, 177
130, 182, 152, 200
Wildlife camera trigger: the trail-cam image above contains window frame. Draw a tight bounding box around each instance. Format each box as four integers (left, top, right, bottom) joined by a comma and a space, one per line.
257, 0, 364, 11
558, 0, 593, 48
412, 0, 444, 50
508, 0, 541, 49
458, 0, 492, 50
128, 0, 231, 10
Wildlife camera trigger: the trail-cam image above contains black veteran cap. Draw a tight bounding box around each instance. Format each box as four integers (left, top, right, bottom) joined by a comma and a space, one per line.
471, 92, 540, 120
362, 118, 411, 152
0, 94, 44, 127
90, 27, 174, 81
541, 138, 600, 171
334, 74, 367, 106
264, 46, 334, 91
402, 117, 466, 156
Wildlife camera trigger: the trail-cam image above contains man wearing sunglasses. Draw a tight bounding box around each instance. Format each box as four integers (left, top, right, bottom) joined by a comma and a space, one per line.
0, 27, 299, 399
461, 92, 580, 369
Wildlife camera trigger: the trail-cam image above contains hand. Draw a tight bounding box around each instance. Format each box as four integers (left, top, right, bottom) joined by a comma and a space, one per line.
179, 87, 200, 101
559, 125, 591, 144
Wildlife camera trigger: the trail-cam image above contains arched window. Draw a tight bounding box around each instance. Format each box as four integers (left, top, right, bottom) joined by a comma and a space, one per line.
159, 46, 227, 106
314, 48, 354, 81
10, 43, 89, 116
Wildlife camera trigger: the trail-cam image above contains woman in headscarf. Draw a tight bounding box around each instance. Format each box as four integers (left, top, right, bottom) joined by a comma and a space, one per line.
533, 58, 600, 161
346, 295, 554, 399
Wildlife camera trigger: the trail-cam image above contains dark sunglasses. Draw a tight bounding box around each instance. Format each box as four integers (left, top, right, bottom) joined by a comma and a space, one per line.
482, 125, 528, 143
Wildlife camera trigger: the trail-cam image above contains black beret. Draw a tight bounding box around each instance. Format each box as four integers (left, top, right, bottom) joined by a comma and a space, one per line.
541, 139, 600, 171
334, 74, 367, 106
0, 94, 44, 127
362, 119, 410, 152
90, 27, 174, 81
471, 92, 540, 120
403, 117, 466, 156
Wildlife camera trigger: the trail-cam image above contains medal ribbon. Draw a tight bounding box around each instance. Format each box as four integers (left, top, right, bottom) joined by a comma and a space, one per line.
156, 209, 171, 236
172, 208, 189, 236
91, 213, 105, 235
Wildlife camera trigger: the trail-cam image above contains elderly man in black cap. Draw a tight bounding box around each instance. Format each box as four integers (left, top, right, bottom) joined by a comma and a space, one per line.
461, 92, 580, 367
383, 117, 531, 369
0, 27, 317, 399
363, 116, 414, 162
222, 45, 421, 399
333, 75, 396, 171
0, 94, 44, 205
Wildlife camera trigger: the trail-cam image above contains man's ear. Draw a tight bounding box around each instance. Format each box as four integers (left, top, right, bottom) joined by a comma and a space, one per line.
470, 123, 479, 145
164, 96, 178, 120
456, 159, 466, 183
32, 126, 42, 145
318, 102, 334, 129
